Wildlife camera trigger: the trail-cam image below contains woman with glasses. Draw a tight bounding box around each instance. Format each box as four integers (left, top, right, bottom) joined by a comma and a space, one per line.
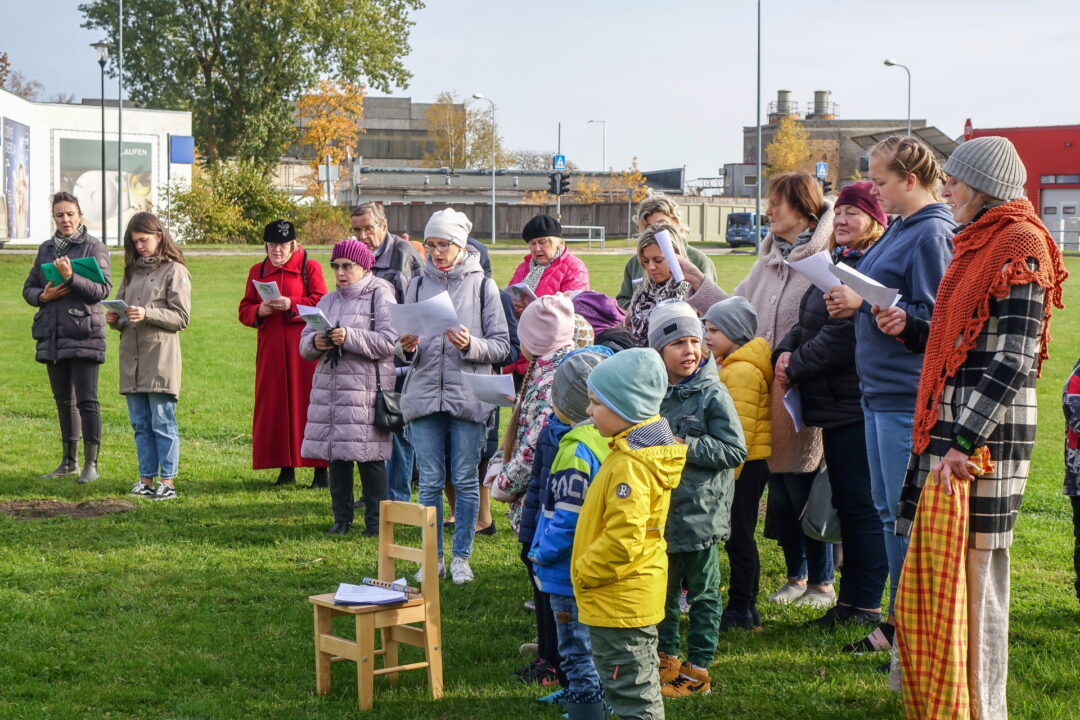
239, 220, 329, 487
399, 208, 510, 584
300, 239, 397, 536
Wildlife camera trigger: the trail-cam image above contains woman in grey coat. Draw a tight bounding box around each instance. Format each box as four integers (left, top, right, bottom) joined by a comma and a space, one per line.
22, 192, 112, 484
301, 239, 397, 536
399, 208, 510, 584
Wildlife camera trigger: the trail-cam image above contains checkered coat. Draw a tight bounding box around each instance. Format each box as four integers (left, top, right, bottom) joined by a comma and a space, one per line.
896, 269, 1045, 550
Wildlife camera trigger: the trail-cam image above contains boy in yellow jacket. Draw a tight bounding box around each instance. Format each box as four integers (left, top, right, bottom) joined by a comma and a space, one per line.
572, 348, 687, 720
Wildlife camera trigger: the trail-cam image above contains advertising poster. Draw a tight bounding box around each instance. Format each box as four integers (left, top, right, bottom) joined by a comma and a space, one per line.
57, 136, 155, 236
3, 117, 31, 239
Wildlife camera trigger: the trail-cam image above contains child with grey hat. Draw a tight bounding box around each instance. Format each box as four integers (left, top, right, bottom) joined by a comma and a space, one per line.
648, 301, 748, 697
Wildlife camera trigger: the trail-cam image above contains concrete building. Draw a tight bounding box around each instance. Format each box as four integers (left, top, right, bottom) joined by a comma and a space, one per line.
0, 88, 192, 245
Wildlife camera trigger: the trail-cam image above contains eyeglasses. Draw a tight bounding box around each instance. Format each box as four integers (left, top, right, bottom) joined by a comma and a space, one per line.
424, 241, 453, 252
329, 261, 358, 271
352, 224, 381, 235
527, 237, 555, 248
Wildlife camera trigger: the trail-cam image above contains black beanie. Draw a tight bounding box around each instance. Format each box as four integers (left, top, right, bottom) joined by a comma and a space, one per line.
522, 214, 562, 242
263, 219, 297, 244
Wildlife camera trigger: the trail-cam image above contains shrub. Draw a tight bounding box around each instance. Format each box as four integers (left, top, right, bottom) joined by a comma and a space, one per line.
169, 159, 294, 244
292, 201, 350, 246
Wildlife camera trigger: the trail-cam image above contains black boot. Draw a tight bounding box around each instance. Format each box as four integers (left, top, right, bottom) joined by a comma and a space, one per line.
275, 467, 296, 486
326, 521, 352, 535
40, 441, 79, 479
309, 466, 328, 489
77, 443, 100, 484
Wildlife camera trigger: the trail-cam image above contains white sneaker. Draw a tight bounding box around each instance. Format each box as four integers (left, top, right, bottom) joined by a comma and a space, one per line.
414, 560, 445, 584
450, 557, 474, 585
767, 581, 807, 604
794, 587, 836, 609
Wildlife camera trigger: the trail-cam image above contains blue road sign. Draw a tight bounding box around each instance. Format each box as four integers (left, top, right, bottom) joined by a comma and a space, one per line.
815, 161, 828, 179
553, 154, 567, 171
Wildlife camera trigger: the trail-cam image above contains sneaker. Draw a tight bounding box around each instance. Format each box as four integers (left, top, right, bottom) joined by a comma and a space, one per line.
130, 481, 156, 498
658, 652, 682, 685
842, 622, 895, 655
413, 560, 445, 584
151, 483, 177, 501
794, 586, 836, 609
767, 581, 807, 605
519, 641, 539, 655
514, 658, 558, 685
806, 604, 882, 628
524, 599, 537, 612
450, 557, 474, 585
661, 662, 711, 698
679, 589, 691, 614
536, 687, 567, 707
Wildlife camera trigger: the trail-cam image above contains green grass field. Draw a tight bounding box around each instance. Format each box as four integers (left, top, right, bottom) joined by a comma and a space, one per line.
0, 249, 1077, 719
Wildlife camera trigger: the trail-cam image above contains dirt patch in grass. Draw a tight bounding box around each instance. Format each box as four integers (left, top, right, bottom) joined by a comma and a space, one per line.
0, 499, 137, 519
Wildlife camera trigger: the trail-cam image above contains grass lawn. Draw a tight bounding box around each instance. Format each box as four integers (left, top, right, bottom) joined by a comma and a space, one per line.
0, 249, 1078, 719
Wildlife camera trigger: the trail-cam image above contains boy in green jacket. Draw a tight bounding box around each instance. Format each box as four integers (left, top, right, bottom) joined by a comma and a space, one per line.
648, 301, 748, 697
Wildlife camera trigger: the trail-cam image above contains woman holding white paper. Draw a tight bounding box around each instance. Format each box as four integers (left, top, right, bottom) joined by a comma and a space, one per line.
624, 223, 690, 347
300, 239, 397, 536
239, 220, 328, 487
22, 191, 112, 484
399, 208, 510, 584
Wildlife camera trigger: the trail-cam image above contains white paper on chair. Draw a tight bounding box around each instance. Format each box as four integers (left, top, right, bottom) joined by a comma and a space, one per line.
252, 279, 281, 302
829, 262, 901, 309
297, 305, 334, 333
387, 291, 461, 337
334, 578, 409, 606
506, 283, 538, 304
784, 387, 804, 433
653, 229, 685, 284
463, 372, 517, 407
785, 251, 841, 294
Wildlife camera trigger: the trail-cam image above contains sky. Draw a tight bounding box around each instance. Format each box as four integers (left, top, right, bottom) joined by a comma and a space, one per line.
3, 0, 1078, 181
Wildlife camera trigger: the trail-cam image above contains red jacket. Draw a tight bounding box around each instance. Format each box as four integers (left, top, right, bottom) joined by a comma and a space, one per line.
238, 247, 328, 469
505, 249, 590, 375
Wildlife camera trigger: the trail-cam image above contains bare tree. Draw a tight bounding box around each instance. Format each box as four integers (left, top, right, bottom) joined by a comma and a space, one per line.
50, 91, 78, 104
0, 50, 43, 101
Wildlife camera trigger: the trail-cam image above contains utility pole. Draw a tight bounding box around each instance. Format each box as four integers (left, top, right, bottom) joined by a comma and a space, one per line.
117, 0, 124, 245
556, 122, 562, 221
754, 0, 763, 253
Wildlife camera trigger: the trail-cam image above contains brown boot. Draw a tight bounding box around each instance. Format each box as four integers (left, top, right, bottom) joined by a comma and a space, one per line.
657, 652, 682, 685
661, 662, 711, 698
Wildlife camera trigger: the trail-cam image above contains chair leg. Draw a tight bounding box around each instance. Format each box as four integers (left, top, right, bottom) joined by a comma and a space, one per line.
314, 605, 332, 695
424, 621, 444, 700
381, 627, 400, 683
356, 615, 376, 711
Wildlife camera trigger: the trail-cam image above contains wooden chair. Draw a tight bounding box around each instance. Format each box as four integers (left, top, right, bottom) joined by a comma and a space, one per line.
309, 500, 443, 710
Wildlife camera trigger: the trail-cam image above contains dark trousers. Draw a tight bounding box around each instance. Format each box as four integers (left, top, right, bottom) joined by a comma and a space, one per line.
328, 459, 387, 531
823, 421, 888, 609
520, 543, 567, 686
768, 467, 834, 585
724, 458, 769, 611
1072, 496, 1080, 601
46, 359, 101, 445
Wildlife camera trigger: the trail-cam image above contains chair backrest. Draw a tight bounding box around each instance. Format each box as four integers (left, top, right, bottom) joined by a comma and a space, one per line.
377, 501, 439, 614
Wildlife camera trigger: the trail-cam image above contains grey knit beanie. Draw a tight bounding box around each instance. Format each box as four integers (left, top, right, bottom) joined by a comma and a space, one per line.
552, 346, 615, 424
703, 296, 758, 346
943, 136, 1027, 201
647, 300, 702, 350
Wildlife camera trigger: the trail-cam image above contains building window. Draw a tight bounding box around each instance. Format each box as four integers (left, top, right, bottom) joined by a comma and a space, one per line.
1040, 174, 1080, 185
859, 150, 869, 173
1045, 207, 1057, 214
744, 175, 757, 186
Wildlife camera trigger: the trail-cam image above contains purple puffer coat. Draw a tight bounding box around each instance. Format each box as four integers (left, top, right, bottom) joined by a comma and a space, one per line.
300, 272, 397, 463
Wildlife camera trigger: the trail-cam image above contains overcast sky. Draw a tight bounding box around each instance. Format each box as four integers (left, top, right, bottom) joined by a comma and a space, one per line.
3, 0, 1077, 180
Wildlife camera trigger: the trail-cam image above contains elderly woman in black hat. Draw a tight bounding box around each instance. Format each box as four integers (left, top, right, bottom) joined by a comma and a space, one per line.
239, 220, 329, 486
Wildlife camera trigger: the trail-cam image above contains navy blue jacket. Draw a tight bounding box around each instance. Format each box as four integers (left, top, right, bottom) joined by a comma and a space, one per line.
517, 417, 570, 547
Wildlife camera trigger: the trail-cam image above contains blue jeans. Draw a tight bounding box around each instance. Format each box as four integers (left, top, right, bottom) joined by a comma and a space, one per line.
549, 593, 604, 703
386, 430, 414, 502
768, 469, 834, 586
126, 393, 179, 480
409, 412, 484, 560
863, 406, 914, 616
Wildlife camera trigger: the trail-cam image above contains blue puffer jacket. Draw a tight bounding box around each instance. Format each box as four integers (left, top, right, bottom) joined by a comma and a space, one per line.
517, 416, 569, 547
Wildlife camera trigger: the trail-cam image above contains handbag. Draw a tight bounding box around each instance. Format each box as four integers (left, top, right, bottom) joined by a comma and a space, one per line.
800, 465, 842, 544
369, 294, 404, 433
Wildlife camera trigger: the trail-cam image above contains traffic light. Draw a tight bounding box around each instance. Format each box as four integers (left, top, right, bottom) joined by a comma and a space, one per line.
821, 179, 833, 195
548, 172, 560, 195
559, 172, 571, 196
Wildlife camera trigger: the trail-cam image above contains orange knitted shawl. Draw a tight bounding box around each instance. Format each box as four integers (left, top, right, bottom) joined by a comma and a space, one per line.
912, 199, 1068, 455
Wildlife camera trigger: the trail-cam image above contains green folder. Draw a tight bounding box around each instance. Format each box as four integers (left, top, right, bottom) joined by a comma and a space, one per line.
41, 256, 107, 286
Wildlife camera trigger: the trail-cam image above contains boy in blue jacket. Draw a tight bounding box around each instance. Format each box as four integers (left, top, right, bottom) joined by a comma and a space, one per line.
529, 347, 613, 718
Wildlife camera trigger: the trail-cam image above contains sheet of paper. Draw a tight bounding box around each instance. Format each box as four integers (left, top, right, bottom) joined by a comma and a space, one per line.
632, 277, 643, 286
783, 387, 803, 433
334, 579, 408, 606
653, 229, 685, 284
463, 372, 517, 407
297, 304, 334, 333
506, 283, 538, 304
387, 291, 461, 337
100, 299, 129, 314
252, 279, 281, 302
785, 250, 841, 294
830, 262, 901, 309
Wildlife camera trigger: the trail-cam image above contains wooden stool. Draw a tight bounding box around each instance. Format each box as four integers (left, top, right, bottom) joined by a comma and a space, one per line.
309, 501, 443, 710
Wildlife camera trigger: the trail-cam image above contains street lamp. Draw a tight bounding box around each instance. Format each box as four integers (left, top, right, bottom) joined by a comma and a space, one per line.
883, 58, 912, 137
472, 92, 496, 244
588, 119, 606, 171
91, 40, 111, 244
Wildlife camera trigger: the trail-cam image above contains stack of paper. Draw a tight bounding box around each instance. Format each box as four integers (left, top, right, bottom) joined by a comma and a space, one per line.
333, 580, 408, 606
506, 283, 537, 304
654, 230, 685, 284
252, 280, 281, 301
387, 291, 461, 337
297, 305, 333, 333
463, 372, 517, 407
42, 256, 107, 286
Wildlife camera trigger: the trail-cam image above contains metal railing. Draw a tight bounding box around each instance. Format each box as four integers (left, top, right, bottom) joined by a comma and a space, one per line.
561, 225, 606, 250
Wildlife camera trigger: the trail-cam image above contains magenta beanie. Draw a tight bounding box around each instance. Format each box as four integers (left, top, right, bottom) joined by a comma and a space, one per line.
331, 239, 375, 269
835, 181, 888, 228
519, 294, 576, 357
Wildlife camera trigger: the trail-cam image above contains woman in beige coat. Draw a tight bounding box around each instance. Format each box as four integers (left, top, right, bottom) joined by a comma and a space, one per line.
105, 212, 191, 501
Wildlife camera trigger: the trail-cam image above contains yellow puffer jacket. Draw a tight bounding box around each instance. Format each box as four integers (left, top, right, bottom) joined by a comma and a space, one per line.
720, 337, 774, 472
571, 416, 686, 628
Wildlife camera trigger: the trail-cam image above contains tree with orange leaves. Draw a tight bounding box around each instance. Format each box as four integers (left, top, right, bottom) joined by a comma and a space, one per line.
297, 80, 366, 196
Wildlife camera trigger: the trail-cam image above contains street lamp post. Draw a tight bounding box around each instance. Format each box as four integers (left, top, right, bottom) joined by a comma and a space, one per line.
91, 41, 110, 244
588, 119, 606, 171
472, 93, 496, 244
117, 0, 124, 246
883, 59, 912, 136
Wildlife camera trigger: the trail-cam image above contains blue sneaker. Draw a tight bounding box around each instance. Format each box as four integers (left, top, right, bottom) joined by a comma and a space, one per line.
537, 688, 567, 707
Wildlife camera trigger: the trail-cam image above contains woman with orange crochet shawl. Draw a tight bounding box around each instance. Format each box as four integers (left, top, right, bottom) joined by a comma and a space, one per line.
876, 136, 1067, 720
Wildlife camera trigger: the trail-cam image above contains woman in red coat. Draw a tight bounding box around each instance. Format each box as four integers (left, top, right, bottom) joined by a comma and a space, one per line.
239, 220, 329, 486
